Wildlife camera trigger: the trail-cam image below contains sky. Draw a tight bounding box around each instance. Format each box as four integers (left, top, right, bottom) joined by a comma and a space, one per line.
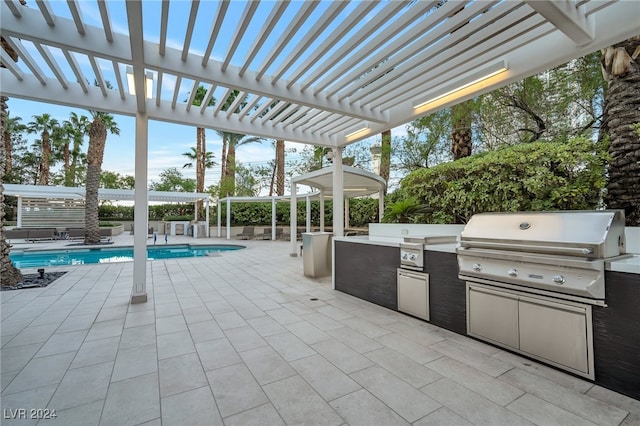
6, 1, 410, 193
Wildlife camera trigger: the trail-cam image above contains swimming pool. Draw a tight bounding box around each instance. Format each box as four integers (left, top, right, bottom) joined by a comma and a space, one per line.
9, 245, 244, 268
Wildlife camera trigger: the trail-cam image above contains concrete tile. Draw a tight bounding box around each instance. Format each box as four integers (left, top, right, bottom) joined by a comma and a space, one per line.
95, 305, 128, 322
315, 305, 353, 321
35, 330, 88, 358
421, 378, 535, 426
252, 297, 282, 311
621, 413, 640, 426
247, 316, 287, 337
195, 338, 241, 372
1, 371, 18, 392
301, 312, 344, 331
178, 296, 205, 310
263, 375, 343, 426
265, 332, 316, 362
507, 393, 598, 426
224, 326, 267, 353
206, 363, 268, 418
182, 306, 213, 324
311, 339, 374, 374
266, 308, 301, 325
587, 385, 640, 417
427, 356, 524, 406
0, 384, 57, 426
155, 314, 187, 335
239, 345, 296, 385
204, 300, 234, 315
161, 386, 222, 426
351, 366, 441, 422
154, 302, 182, 318
222, 403, 285, 426
413, 407, 474, 426
85, 319, 124, 341
4, 324, 58, 348
119, 324, 156, 349
101, 372, 160, 426
123, 309, 155, 328
330, 388, 410, 426
352, 306, 399, 325
365, 347, 441, 388
340, 316, 390, 339
234, 303, 266, 320
70, 336, 119, 370
430, 340, 512, 378
157, 330, 196, 360
1, 343, 43, 373
49, 361, 113, 410
187, 319, 224, 343
159, 352, 208, 398
500, 368, 629, 426
290, 354, 361, 401
383, 321, 445, 346
285, 321, 331, 345
3, 352, 74, 395
375, 332, 442, 364
37, 400, 104, 426
327, 326, 383, 353
57, 313, 96, 333
213, 311, 247, 330
111, 344, 157, 382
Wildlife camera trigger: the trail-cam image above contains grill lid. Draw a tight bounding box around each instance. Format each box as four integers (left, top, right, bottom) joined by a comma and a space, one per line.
459, 210, 626, 259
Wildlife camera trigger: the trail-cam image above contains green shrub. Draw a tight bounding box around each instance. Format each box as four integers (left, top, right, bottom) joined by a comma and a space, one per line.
399, 137, 608, 224
162, 215, 194, 221
98, 222, 121, 227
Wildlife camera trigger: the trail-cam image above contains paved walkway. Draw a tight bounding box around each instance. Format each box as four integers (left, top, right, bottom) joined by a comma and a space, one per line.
1, 237, 639, 425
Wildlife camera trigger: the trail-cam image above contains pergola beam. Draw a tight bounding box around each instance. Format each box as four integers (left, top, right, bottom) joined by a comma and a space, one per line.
526, 0, 593, 46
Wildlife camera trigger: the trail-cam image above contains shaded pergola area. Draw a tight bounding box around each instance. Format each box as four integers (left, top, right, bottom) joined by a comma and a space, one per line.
3, 184, 213, 235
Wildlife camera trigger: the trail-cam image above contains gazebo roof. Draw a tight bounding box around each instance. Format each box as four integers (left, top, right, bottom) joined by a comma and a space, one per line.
3, 184, 212, 203
1, 1, 637, 147
292, 166, 385, 198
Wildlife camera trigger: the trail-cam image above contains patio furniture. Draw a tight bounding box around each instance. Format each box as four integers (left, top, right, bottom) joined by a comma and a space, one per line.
257, 227, 283, 240
235, 226, 255, 240
26, 228, 56, 242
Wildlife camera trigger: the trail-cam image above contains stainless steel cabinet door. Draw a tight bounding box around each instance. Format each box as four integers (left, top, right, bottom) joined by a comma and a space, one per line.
468, 285, 519, 349
397, 270, 429, 321
518, 297, 589, 374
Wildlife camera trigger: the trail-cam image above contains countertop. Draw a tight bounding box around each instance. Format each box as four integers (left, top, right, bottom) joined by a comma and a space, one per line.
334, 236, 640, 274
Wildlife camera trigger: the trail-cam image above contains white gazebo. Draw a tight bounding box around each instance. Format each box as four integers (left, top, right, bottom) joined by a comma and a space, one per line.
1, 0, 637, 303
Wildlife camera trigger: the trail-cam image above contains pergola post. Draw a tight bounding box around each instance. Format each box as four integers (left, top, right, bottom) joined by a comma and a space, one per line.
379, 189, 384, 222
16, 196, 22, 227
306, 195, 311, 232
217, 200, 221, 237
226, 199, 231, 240
205, 198, 210, 237
290, 184, 297, 256
319, 190, 325, 232
131, 112, 148, 304
271, 197, 277, 240
345, 197, 350, 231
332, 147, 344, 237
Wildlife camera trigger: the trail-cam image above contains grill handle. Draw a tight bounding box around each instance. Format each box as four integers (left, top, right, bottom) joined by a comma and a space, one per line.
460, 241, 594, 257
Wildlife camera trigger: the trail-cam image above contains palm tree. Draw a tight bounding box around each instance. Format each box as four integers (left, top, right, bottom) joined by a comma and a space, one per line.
600, 35, 640, 226
65, 112, 90, 187
189, 86, 215, 200
183, 147, 217, 214
27, 113, 59, 185
84, 112, 120, 244
380, 130, 391, 194
215, 131, 264, 197
3, 115, 25, 178
0, 0, 26, 287
451, 101, 474, 160
275, 139, 285, 196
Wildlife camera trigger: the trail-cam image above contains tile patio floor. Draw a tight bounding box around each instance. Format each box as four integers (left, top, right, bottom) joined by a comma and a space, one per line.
1, 236, 639, 425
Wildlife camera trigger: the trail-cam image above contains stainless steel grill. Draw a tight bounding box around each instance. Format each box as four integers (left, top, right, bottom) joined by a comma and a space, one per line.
457, 210, 627, 304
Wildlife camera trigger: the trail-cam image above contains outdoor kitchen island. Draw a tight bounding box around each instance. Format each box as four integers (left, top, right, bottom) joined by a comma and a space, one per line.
332, 223, 640, 401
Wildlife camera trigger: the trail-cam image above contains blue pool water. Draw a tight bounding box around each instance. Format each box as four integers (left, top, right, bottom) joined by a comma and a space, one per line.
9, 245, 244, 268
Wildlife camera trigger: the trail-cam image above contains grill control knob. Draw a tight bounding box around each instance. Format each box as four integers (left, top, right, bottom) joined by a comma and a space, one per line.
553, 275, 566, 284
402, 253, 408, 260
472, 263, 482, 271
508, 269, 519, 277
409, 254, 417, 261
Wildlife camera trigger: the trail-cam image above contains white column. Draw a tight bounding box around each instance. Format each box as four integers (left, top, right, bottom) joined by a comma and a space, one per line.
217, 201, 221, 237
290, 184, 297, 256
194, 202, 198, 221
332, 147, 344, 237
131, 112, 148, 304
344, 197, 350, 230
306, 195, 311, 232
205, 198, 210, 237
378, 189, 384, 222
17, 197, 22, 227
319, 190, 325, 232
271, 197, 276, 240
226, 199, 231, 240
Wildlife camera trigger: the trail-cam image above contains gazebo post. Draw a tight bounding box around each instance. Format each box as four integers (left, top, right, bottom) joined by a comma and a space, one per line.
290, 185, 297, 256
332, 148, 344, 237
131, 112, 148, 304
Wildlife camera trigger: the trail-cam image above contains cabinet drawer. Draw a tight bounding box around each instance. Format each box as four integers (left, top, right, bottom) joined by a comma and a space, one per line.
468, 285, 519, 349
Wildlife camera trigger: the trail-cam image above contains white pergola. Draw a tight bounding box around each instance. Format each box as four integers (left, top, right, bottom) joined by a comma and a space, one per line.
1, 0, 637, 303
3, 183, 213, 231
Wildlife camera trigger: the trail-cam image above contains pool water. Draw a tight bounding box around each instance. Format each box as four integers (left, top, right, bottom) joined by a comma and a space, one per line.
9, 245, 244, 268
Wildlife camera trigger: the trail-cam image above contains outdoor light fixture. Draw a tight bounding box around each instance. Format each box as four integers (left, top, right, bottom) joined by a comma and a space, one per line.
345, 125, 369, 141
126, 66, 153, 99
413, 60, 509, 109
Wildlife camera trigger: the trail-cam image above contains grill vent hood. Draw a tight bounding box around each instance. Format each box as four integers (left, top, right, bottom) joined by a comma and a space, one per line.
459, 210, 626, 259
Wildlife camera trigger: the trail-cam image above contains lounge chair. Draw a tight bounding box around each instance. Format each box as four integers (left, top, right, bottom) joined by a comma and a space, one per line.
235, 226, 254, 240
257, 227, 283, 240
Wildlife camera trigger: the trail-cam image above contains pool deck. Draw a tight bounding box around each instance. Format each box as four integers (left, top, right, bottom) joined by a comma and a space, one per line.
2, 234, 639, 425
